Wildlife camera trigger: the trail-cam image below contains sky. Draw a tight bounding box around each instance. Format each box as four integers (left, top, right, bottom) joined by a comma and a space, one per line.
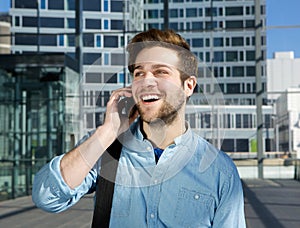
0, 0, 300, 58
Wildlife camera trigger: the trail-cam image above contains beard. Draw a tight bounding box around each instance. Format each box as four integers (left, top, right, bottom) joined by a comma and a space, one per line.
136, 92, 186, 126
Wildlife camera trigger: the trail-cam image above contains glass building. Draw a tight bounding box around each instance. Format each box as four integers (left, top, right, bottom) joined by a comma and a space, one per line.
0, 53, 79, 200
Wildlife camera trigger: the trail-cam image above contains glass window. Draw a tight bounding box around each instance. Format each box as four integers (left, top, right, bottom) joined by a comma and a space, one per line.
221, 139, 234, 152
15, 34, 37, 45
58, 34, 64, 46
86, 73, 101, 83
41, 17, 64, 28
170, 9, 178, 18
198, 8, 203, 17
186, 8, 197, 17
104, 53, 109, 65
226, 20, 243, 29
15, 0, 37, 8
40, 34, 57, 46
86, 19, 101, 29
205, 21, 217, 30
104, 73, 117, 83
86, 113, 94, 129
246, 66, 255, 76
83, 34, 94, 47
67, 18, 75, 28
169, 23, 178, 31
225, 7, 243, 16
205, 7, 217, 17
232, 66, 244, 77
118, 72, 125, 84
104, 19, 109, 30
236, 114, 242, 128
40, 0, 46, 9
104, 35, 118, 47
23, 17, 37, 27
104, 0, 109, 11
226, 51, 238, 61
67, 0, 75, 10
227, 83, 240, 94
48, 0, 64, 10
148, 23, 160, 29
232, 37, 244, 46
95, 35, 101, 47
83, 53, 101, 65
192, 38, 203, 47
84, 0, 101, 11
213, 37, 223, 47
192, 22, 203, 30
67, 34, 75, 47
245, 20, 255, 28
111, 0, 123, 12
236, 139, 248, 152
15, 16, 20, 26
148, 10, 159, 18
246, 51, 255, 61
111, 20, 123, 30
111, 53, 125, 66
213, 52, 224, 62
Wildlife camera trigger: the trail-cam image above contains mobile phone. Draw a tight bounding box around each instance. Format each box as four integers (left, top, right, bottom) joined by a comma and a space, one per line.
118, 96, 136, 118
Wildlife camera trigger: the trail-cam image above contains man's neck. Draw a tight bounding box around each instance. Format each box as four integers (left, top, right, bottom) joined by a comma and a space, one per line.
141, 117, 186, 149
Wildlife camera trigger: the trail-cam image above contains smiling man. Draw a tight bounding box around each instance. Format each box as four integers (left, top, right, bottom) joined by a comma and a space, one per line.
32, 29, 246, 227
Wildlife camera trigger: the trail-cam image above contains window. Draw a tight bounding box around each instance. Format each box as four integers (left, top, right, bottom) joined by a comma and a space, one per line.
15, 16, 20, 26
15, 0, 37, 8
104, 73, 117, 83
41, 17, 64, 28
104, 35, 118, 47
67, 34, 75, 47
23, 17, 37, 27
40, 34, 56, 46
67, 18, 75, 28
221, 139, 234, 152
246, 51, 255, 61
58, 34, 64, 46
246, 66, 255, 76
169, 23, 178, 31
245, 20, 255, 28
213, 38, 223, 47
95, 35, 101, 47
232, 67, 244, 77
103, 19, 109, 30
86, 113, 94, 129
111, 20, 123, 30
227, 83, 240, 94
236, 139, 248, 152
226, 51, 238, 62
232, 37, 244, 46
192, 22, 203, 30
15, 34, 37, 45
236, 114, 242, 128
186, 8, 197, 17
48, 0, 64, 10
40, 0, 46, 9
213, 52, 224, 62
118, 72, 125, 84
111, 53, 125, 66
86, 19, 101, 29
86, 73, 101, 83
83, 34, 94, 47
205, 7, 217, 17
170, 9, 178, 18
148, 10, 159, 18
104, 53, 109, 65
225, 7, 243, 16
226, 20, 243, 29
83, 53, 101, 65
192, 38, 203, 47
83, 0, 101, 11
111, 0, 123, 12
104, 0, 109, 11
67, 0, 75, 10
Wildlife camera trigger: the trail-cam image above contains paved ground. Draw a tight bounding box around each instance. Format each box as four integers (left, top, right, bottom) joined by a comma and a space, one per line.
0, 179, 299, 227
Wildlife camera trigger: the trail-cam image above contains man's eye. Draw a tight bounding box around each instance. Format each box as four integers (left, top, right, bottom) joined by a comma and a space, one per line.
155, 70, 168, 75
134, 71, 143, 77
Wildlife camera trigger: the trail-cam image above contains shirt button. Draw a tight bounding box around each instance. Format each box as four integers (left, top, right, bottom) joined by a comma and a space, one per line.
194, 194, 200, 200
147, 147, 152, 151
150, 213, 155, 219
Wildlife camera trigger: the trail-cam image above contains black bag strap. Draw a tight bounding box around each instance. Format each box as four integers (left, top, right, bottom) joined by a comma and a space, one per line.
91, 139, 122, 228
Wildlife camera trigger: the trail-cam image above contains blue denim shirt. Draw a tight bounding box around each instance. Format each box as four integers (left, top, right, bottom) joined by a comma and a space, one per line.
32, 121, 246, 227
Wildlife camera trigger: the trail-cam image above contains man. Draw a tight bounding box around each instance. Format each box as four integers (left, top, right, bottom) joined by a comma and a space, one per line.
32, 29, 246, 227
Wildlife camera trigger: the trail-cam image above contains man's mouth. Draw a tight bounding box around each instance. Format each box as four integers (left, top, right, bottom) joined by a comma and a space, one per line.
141, 94, 160, 103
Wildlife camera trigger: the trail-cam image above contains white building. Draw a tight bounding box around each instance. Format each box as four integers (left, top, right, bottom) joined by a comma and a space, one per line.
275, 87, 300, 158
267, 51, 300, 101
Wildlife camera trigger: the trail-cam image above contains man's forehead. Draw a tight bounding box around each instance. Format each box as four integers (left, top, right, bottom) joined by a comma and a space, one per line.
134, 46, 179, 67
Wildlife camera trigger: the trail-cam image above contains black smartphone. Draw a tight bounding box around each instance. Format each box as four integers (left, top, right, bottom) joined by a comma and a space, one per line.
118, 97, 136, 118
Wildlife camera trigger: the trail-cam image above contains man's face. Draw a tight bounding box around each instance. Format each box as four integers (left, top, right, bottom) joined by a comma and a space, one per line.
131, 46, 187, 125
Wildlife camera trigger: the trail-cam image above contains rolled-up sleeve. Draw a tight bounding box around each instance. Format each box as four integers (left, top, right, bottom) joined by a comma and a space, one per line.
32, 154, 97, 213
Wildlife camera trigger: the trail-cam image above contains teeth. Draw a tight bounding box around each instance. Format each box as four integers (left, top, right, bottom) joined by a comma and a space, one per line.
142, 95, 159, 101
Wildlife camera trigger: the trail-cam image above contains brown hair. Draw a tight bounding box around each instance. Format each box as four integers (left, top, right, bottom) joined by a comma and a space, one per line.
127, 29, 198, 83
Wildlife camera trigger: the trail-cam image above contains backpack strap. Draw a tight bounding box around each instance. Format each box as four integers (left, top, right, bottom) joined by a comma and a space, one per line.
91, 139, 122, 228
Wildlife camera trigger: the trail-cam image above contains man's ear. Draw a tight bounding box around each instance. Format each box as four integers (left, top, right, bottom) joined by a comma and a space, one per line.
184, 76, 197, 97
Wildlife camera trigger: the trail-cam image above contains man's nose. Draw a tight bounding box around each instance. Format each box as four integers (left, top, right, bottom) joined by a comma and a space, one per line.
142, 72, 157, 86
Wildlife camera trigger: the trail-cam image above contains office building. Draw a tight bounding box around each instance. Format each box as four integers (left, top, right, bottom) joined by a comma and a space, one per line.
0, 13, 11, 54
9, 0, 143, 135
144, 0, 267, 106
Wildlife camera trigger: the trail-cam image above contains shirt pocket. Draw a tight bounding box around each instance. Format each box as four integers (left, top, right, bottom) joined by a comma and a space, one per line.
111, 185, 132, 217
175, 188, 215, 227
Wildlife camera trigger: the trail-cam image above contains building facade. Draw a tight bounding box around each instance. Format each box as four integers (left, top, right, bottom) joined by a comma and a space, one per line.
9, 0, 143, 136
144, 0, 267, 106
0, 13, 11, 54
